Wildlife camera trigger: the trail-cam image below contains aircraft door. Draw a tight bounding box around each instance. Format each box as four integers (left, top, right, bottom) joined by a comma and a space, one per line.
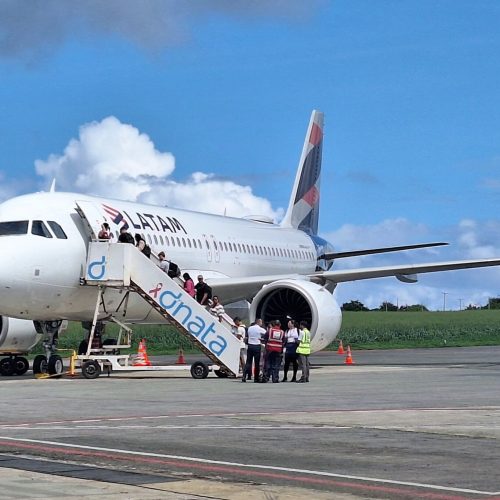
75, 200, 106, 240
202, 234, 212, 262
210, 235, 220, 263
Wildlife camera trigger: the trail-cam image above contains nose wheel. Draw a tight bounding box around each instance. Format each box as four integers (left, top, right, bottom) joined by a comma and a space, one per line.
33, 354, 48, 375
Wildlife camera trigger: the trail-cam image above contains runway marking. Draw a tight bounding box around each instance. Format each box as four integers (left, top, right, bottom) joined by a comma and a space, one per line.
1, 406, 499, 428
0, 436, 498, 498
0, 424, 352, 431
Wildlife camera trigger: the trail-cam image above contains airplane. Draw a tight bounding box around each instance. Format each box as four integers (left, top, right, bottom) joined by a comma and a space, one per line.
1, 109, 500, 377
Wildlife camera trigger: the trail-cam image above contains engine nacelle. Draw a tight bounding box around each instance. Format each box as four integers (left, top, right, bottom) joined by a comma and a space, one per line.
0, 316, 41, 354
249, 279, 342, 352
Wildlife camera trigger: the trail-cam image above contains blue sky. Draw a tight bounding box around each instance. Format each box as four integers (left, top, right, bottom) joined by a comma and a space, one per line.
1, 0, 500, 310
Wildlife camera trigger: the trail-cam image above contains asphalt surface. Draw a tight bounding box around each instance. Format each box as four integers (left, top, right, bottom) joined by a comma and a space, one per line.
0, 346, 499, 499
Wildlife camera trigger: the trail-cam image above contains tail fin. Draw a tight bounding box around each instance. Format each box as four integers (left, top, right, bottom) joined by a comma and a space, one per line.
280, 110, 324, 235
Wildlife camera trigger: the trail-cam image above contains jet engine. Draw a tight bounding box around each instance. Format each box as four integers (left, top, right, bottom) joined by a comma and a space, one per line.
249, 279, 342, 352
0, 316, 40, 353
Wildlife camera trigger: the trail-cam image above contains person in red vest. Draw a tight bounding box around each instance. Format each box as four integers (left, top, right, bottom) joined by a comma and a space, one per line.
264, 320, 285, 383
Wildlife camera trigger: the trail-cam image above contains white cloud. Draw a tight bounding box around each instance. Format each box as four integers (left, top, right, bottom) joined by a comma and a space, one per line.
326, 218, 500, 310
35, 116, 282, 220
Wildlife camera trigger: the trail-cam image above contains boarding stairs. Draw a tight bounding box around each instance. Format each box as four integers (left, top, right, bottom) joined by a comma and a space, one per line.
82, 242, 241, 375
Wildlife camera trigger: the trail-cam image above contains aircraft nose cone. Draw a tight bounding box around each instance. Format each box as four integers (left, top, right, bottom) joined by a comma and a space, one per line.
0, 237, 26, 307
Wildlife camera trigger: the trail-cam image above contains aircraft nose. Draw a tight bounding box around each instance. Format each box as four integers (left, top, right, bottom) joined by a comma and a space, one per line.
0, 237, 27, 301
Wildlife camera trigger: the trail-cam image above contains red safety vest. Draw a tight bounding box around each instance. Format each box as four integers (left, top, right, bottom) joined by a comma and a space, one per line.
266, 327, 284, 352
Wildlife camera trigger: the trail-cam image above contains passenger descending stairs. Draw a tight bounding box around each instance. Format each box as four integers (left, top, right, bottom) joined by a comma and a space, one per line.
83, 242, 241, 375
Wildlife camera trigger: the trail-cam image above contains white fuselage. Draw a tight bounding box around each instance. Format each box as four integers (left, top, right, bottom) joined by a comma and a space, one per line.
0, 192, 318, 322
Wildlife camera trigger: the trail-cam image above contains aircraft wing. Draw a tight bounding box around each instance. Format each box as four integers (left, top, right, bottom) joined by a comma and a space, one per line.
209, 258, 500, 303
310, 258, 500, 284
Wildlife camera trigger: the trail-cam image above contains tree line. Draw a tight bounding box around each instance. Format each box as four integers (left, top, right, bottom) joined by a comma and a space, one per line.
342, 298, 500, 312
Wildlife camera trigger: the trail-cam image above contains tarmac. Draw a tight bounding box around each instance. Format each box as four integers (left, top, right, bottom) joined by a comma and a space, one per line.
0, 346, 499, 499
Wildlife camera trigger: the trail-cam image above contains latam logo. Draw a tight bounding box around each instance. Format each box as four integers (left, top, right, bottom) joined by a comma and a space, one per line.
103, 204, 188, 235
156, 289, 228, 357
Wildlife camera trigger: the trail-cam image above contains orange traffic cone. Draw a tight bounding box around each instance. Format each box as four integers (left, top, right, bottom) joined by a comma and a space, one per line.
133, 339, 152, 366
344, 345, 354, 365
337, 340, 345, 355
176, 348, 186, 365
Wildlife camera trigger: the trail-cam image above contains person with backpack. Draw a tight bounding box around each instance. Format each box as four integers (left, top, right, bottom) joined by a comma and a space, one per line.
158, 251, 180, 278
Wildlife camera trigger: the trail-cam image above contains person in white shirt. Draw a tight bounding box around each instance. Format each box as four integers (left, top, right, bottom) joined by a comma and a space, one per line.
158, 251, 169, 273
233, 317, 247, 374
282, 319, 300, 382
242, 318, 266, 383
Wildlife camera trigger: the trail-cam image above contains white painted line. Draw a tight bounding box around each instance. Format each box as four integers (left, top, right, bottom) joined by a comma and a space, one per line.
0, 425, 352, 431
2, 406, 499, 428
0, 436, 497, 496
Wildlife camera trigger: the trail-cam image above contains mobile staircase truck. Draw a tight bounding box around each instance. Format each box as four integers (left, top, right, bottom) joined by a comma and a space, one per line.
79, 241, 241, 380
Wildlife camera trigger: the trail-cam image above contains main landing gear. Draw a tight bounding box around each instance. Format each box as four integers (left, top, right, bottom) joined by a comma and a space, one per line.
0, 356, 29, 376
33, 320, 66, 378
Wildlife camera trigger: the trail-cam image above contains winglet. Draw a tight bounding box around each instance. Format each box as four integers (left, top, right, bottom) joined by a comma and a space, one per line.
49, 178, 56, 193
280, 110, 324, 235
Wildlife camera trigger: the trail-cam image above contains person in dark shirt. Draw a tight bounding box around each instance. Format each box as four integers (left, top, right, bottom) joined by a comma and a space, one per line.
195, 275, 212, 305
118, 227, 134, 244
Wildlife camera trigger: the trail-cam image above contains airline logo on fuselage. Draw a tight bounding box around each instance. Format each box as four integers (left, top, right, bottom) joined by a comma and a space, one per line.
103, 204, 188, 235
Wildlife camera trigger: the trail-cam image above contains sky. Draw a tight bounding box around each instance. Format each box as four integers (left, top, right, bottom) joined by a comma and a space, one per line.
1, 0, 500, 310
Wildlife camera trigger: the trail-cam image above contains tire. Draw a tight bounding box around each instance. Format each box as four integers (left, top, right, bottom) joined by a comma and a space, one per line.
13, 357, 29, 376
190, 361, 209, 379
33, 355, 48, 375
81, 360, 101, 379
48, 355, 64, 377
214, 369, 229, 378
0, 358, 15, 376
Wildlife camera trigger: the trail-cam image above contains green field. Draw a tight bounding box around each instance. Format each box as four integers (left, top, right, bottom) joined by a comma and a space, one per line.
335, 310, 500, 349
43, 309, 500, 355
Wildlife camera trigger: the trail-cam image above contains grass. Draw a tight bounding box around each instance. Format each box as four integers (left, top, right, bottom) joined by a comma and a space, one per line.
32, 310, 500, 355
333, 309, 500, 350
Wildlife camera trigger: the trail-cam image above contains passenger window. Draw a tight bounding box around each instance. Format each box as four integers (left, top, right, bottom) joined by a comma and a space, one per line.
0, 220, 29, 236
32, 220, 53, 238
47, 221, 68, 239
154, 235, 158, 245
171, 237, 176, 246
198, 239, 202, 248
160, 235, 164, 245
188, 239, 192, 248
147, 235, 152, 244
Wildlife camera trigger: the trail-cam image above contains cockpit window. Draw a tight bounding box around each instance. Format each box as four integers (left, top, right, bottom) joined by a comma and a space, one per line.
31, 220, 53, 238
47, 221, 67, 239
0, 221, 29, 235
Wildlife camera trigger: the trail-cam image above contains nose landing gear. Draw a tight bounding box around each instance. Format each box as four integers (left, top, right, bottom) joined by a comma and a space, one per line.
33, 320, 66, 378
